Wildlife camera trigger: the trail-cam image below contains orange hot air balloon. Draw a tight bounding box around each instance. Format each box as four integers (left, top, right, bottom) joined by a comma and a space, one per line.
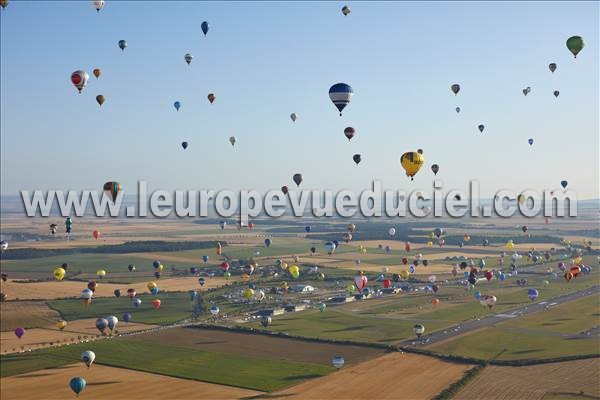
152, 299, 161, 309
431, 298, 440, 306
93, 69, 101, 79
564, 272, 573, 282
570, 266, 581, 277
93, 230, 100, 240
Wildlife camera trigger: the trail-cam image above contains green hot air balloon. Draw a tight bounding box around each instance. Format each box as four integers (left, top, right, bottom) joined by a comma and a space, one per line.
566, 36, 584, 58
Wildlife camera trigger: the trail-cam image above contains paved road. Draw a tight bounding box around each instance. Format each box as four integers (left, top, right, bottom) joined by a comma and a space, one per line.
402, 285, 600, 347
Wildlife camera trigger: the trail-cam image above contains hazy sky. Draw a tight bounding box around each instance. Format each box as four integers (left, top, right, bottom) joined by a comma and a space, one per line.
1, 1, 598, 199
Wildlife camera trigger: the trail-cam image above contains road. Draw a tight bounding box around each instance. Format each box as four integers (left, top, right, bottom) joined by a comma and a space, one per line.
402, 285, 600, 347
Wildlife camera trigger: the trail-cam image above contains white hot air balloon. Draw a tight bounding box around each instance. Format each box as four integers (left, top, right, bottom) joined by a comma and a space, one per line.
332, 356, 345, 369
81, 350, 96, 368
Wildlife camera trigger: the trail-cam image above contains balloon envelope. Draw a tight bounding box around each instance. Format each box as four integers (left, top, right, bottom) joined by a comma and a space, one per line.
329, 83, 354, 116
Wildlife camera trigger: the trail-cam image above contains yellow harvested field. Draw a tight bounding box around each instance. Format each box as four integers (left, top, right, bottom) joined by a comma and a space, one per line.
0, 363, 262, 400
0, 301, 60, 331
1, 276, 237, 300
270, 352, 472, 399
455, 359, 600, 400
1, 318, 157, 354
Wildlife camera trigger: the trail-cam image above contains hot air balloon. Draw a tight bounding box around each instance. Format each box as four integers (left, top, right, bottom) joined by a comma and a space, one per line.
549, 63, 557, 73
128, 264, 136, 272
353, 154, 362, 165
57, 320, 67, 330
293, 173, 303, 186
522, 86, 531, 96
152, 299, 161, 309
118, 39, 127, 51
354, 272, 368, 293
207, 93, 216, 104
201, 21, 209, 36
261, 315, 271, 328
95, 318, 108, 334
553, 90, 560, 98
96, 95, 105, 106
81, 350, 95, 368
528, 138, 534, 146
566, 36, 584, 58
431, 164, 439, 175
344, 127, 355, 141
103, 181, 121, 202
280, 185, 289, 195
209, 304, 220, 317
432, 298, 440, 306
243, 288, 254, 301
0, 0, 7, 9
92, 230, 100, 240
81, 289, 93, 302
341, 5, 351, 15
216, 242, 222, 255
106, 315, 118, 332
69, 377, 86, 396
400, 151, 425, 180
329, 83, 353, 116
53, 267, 66, 281
561, 180, 568, 189
451, 84, 460, 95
455, 107, 461, 113
388, 227, 396, 237
184, 53, 193, 65
174, 101, 181, 111
198, 277, 206, 287
264, 238, 272, 248
202, 255, 209, 263
414, 324, 425, 338
290, 113, 297, 122
288, 265, 300, 279
332, 356, 345, 369
113, 289, 121, 298
93, 68, 101, 79
478, 124, 485, 133
93, 0, 104, 12
181, 141, 188, 150
324, 241, 337, 255
527, 288, 539, 301
96, 269, 106, 279
70, 70, 89, 93
229, 136, 236, 146
14, 327, 25, 339
479, 295, 497, 309
133, 298, 142, 308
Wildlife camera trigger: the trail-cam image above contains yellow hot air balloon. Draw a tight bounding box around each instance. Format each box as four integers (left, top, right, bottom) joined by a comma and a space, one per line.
574, 256, 582, 265
241, 273, 250, 282
96, 269, 106, 278
147, 281, 157, 291
505, 240, 515, 250
57, 320, 67, 330
156, 264, 164, 273
400, 270, 410, 280
463, 235, 471, 242
518, 194, 526, 205
53, 267, 66, 281
280, 281, 289, 291
243, 288, 254, 300
400, 151, 425, 180
427, 241, 433, 247
288, 265, 300, 279
216, 242, 222, 256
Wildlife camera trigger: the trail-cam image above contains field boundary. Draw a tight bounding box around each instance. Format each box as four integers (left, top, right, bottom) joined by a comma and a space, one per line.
432, 364, 486, 400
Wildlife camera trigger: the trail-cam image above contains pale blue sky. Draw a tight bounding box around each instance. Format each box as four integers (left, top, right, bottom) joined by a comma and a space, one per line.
1, 1, 598, 199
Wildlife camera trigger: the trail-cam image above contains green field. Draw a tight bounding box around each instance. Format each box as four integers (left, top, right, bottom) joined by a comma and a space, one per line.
0, 337, 334, 391
427, 295, 600, 361
48, 291, 193, 325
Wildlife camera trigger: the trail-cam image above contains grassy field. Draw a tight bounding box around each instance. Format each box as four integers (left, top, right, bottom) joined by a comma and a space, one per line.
48, 291, 193, 325
0, 337, 334, 391
427, 296, 600, 361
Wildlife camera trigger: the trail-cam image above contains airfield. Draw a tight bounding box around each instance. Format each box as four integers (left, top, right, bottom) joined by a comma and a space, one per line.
0, 212, 598, 399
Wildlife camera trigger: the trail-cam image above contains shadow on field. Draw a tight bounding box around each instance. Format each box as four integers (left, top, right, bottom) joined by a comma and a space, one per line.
283, 374, 324, 381
194, 340, 226, 345
15, 373, 54, 378
511, 349, 542, 355
242, 394, 296, 399
88, 381, 121, 386
324, 325, 373, 332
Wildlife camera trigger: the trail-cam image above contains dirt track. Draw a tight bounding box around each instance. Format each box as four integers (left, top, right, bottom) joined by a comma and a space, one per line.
130, 327, 386, 366
269, 352, 472, 399
0, 363, 262, 400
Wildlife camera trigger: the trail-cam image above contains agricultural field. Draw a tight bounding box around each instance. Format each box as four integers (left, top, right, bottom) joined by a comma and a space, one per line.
0, 336, 334, 391
0, 301, 60, 331
128, 327, 387, 366
0, 363, 262, 400
270, 352, 473, 399
455, 358, 600, 400
427, 296, 600, 361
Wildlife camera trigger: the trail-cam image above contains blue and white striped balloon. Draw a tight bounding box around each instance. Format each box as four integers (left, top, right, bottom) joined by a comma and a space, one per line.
329, 83, 353, 116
